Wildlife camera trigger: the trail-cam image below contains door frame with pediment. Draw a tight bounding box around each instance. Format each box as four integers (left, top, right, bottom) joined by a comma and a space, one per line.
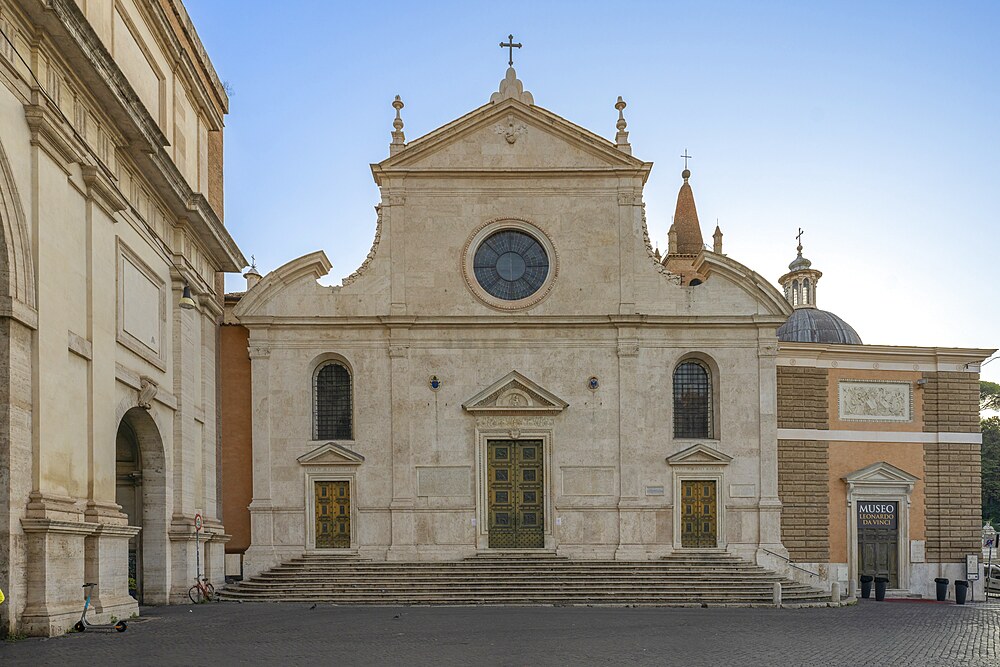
298, 442, 365, 553
667, 444, 733, 550
474, 423, 554, 551
843, 461, 917, 593
463, 370, 568, 552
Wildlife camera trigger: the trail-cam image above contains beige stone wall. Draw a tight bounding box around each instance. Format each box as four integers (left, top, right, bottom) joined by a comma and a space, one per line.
777, 366, 829, 429
924, 442, 981, 562
777, 440, 829, 562
922, 371, 980, 433
0, 0, 242, 636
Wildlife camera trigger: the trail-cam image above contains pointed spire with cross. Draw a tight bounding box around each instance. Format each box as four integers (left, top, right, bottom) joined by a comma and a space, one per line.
681, 149, 693, 180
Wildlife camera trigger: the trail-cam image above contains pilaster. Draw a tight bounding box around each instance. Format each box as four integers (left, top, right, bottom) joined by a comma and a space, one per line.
757, 335, 784, 549
244, 341, 275, 577
386, 322, 416, 559
614, 325, 643, 559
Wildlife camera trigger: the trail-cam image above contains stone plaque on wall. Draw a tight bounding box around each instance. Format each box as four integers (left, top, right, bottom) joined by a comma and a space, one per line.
838, 380, 912, 422
117, 240, 166, 368
561, 467, 615, 496
416, 466, 471, 497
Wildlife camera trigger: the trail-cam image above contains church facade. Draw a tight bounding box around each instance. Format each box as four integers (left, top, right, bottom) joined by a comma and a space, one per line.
221, 67, 991, 600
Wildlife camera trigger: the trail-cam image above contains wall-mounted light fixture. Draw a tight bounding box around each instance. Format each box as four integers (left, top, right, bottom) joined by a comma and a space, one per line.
179, 284, 197, 310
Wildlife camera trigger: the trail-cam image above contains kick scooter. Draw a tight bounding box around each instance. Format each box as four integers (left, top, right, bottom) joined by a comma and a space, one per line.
74, 583, 127, 632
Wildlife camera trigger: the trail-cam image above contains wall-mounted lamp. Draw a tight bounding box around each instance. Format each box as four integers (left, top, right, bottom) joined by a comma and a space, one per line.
916, 378, 927, 387
179, 284, 197, 310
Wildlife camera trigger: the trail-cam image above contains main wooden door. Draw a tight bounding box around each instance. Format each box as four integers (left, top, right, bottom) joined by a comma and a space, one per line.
858, 500, 899, 588
315, 480, 351, 548
488, 440, 544, 548
680, 480, 718, 548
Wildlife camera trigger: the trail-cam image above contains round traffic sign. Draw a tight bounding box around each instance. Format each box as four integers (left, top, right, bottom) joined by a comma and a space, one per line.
194, 513, 203, 531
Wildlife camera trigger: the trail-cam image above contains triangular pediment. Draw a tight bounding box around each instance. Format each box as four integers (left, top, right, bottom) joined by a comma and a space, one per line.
297, 442, 365, 466
843, 461, 919, 485
462, 370, 568, 415
373, 98, 648, 178
666, 443, 733, 466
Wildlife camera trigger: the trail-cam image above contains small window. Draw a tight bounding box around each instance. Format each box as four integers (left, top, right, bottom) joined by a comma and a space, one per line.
803, 278, 811, 305
791, 280, 799, 306
673, 360, 712, 439
314, 362, 352, 440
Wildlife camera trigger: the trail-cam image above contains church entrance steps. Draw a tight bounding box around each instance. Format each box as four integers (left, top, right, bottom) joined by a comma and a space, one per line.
220, 551, 830, 605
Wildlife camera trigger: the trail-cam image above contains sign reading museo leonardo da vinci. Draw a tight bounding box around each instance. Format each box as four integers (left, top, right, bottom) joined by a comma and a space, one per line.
857, 501, 898, 530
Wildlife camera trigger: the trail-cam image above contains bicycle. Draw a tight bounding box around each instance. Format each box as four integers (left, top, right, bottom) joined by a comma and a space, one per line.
74, 583, 127, 632
188, 576, 216, 603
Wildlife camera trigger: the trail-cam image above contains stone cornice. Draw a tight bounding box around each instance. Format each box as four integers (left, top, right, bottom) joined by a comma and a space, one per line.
17, 0, 244, 272
146, 0, 226, 126
81, 164, 128, 214
777, 342, 996, 371
372, 166, 653, 182
694, 251, 793, 318
0, 295, 38, 329
23, 101, 84, 168
160, 0, 229, 116
235, 313, 788, 329
372, 98, 651, 184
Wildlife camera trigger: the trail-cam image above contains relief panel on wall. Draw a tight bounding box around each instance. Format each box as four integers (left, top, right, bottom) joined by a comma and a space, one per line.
117, 240, 166, 368
838, 380, 912, 422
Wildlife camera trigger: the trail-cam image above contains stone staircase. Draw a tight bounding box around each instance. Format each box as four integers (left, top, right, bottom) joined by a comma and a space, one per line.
219, 551, 831, 606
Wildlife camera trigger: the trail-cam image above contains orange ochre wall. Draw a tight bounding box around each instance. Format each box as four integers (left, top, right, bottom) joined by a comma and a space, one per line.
827, 442, 926, 563
221, 325, 253, 553
824, 368, 929, 563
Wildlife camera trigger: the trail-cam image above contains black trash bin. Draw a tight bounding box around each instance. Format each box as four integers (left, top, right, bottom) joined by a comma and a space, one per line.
955, 580, 969, 605
860, 575, 874, 599
935, 577, 950, 601
874, 576, 889, 601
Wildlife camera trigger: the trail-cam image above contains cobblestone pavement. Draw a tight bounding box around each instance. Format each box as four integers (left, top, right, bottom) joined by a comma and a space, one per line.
2, 599, 999, 666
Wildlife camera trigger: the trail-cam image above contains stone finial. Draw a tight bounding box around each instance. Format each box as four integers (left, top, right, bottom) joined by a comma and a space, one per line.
713, 223, 723, 254
614, 96, 631, 155
390, 95, 406, 155
667, 223, 678, 255
244, 254, 262, 291
490, 67, 534, 105
653, 245, 662, 262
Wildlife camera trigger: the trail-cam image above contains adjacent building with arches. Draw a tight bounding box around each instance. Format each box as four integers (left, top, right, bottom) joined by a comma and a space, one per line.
0, 0, 243, 636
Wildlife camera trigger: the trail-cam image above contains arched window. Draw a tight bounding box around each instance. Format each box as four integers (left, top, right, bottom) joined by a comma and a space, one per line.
673, 360, 712, 439
792, 279, 799, 306
314, 361, 353, 440
803, 278, 811, 305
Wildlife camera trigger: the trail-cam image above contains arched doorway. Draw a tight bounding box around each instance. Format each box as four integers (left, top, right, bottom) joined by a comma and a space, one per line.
116, 419, 143, 601
114, 407, 168, 604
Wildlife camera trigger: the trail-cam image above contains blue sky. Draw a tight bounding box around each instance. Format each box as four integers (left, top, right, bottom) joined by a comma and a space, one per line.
187, 1, 999, 385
